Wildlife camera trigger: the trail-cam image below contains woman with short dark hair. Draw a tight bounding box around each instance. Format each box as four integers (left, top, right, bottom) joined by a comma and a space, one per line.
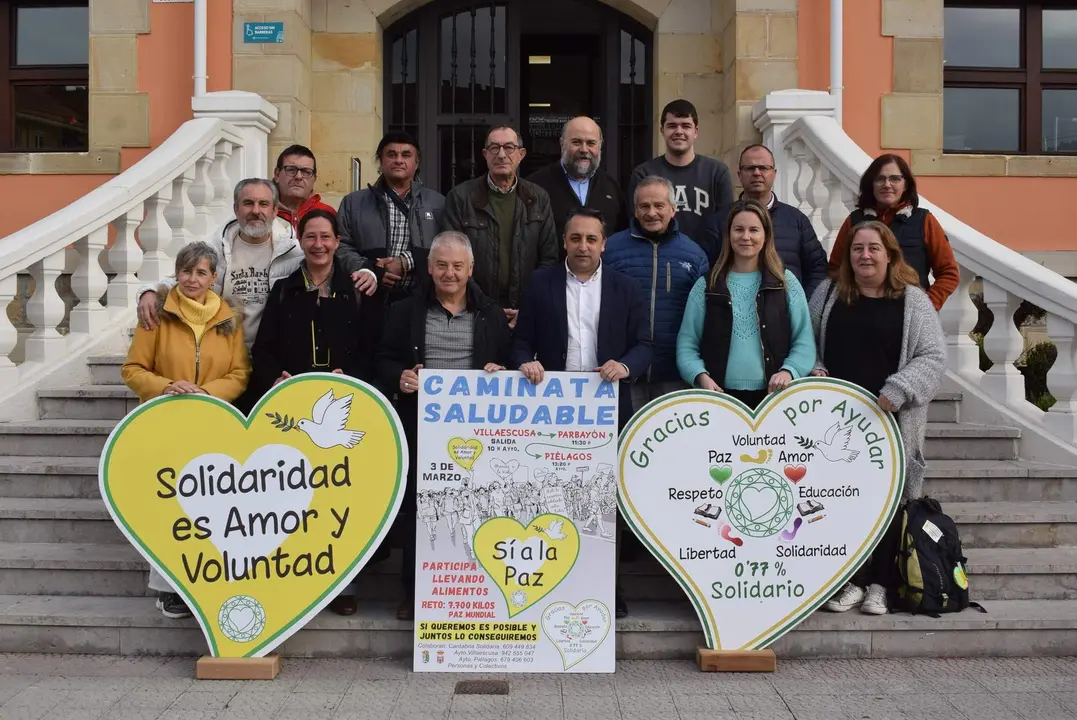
812, 220, 946, 615
827, 154, 959, 311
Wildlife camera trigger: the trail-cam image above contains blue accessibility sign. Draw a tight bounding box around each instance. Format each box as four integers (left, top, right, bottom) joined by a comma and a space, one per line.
243, 22, 284, 43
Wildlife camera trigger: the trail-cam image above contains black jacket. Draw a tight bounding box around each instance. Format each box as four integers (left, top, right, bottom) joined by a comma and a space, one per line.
335, 176, 445, 292
248, 261, 375, 400
527, 163, 629, 255
699, 269, 791, 388
704, 196, 828, 298
442, 175, 559, 308
511, 264, 652, 427
375, 278, 512, 420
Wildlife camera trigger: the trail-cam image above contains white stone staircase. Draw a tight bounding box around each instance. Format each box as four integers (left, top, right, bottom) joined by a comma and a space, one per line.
0, 356, 1074, 658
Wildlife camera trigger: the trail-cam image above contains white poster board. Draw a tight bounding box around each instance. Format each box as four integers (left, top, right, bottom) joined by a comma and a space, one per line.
618, 379, 904, 650
414, 370, 617, 672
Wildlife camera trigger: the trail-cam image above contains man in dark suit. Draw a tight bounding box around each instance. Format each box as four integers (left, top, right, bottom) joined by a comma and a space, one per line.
511, 207, 652, 618
528, 117, 630, 258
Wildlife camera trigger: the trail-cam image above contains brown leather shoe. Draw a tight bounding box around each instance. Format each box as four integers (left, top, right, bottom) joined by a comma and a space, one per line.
396, 598, 414, 621
329, 594, 357, 616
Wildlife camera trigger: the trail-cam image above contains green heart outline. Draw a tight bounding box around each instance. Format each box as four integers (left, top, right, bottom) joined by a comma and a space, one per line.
98, 373, 407, 658
539, 598, 612, 670
616, 378, 905, 650
472, 512, 580, 618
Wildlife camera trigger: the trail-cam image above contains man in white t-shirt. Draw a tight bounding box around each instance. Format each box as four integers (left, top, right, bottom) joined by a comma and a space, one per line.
135, 178, 375, 346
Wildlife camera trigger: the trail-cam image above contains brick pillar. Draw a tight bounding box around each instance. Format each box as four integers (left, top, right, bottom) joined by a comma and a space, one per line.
310, 0, 383, 208
233, 0, 314, 175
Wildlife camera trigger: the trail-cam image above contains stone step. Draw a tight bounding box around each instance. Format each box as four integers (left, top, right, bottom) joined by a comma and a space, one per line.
0, 595, 1073, 658
37, 386, 137, 421
0, 419, 1011, 464
924, 424, 1020, 460
923, 460, 1077, 502
0, 421, 114, 457
950, 502, 1077, 548
927, 392, 960, 423
87, 356, 124, 386
2, 539, 1073, 602
0, 499, 125, 544
0, 457, 100, 499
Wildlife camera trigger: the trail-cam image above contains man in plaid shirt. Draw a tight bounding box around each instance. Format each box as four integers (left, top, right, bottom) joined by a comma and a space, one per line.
336, 132, 446, 306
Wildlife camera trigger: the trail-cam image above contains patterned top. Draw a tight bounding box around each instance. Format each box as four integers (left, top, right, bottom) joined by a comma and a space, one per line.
424, 305, 475, 369
385, 189, 415, 290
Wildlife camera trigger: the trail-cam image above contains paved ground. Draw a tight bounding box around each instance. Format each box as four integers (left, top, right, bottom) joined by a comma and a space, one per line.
0, 655, 1075, 720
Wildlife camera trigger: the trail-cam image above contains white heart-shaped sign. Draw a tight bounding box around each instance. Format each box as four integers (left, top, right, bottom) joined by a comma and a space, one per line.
541, 600, 611, 670
176, 445, 315, 562
618, 379, 904, 650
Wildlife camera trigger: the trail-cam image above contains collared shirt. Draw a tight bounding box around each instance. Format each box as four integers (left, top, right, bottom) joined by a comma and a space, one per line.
565, 261, 602, 372
562, 163, 590, 205
424, 304, 476, 369
487, 173, 518, 196
385, 187, 415, 289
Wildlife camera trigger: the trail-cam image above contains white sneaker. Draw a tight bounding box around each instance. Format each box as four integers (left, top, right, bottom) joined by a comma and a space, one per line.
861, 584, 888, 615
823, 582, 865, 612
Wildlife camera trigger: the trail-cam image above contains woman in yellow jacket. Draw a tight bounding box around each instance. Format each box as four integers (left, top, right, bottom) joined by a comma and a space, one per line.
121, 240, 250, 619
122, 241, 250, 403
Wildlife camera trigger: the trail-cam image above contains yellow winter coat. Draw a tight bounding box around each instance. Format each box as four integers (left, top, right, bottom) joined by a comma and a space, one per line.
121, 287, 250, 402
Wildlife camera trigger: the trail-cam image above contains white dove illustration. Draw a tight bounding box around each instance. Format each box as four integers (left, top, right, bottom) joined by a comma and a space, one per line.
542, 519, 568, 541
296, 390, 365, 449
815, 422, 859, 463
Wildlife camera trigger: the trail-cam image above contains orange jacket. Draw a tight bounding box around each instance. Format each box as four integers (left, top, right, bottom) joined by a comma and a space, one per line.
121, 288, 251, 403
828, 205, 959, 310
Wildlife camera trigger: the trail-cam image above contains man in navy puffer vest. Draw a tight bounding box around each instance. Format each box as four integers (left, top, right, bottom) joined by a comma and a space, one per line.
604, 176, 710, 411
702, 144, 827, 298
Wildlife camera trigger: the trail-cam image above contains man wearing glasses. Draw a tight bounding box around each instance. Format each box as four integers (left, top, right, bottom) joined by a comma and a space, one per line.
273, 144, 337, 231
443, 125, 558, 327
702, 144, 828, 298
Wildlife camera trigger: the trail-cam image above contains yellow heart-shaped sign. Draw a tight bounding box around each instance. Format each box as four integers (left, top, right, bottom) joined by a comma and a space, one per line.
472, 513, 580, 617
99, 374, 407, 658
447, 438, 483, 471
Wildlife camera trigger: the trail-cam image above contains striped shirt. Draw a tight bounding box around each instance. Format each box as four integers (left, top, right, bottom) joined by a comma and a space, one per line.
424, 305, 475, 369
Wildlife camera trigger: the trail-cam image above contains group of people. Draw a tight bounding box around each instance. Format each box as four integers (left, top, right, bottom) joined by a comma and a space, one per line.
121, 96, 952, 625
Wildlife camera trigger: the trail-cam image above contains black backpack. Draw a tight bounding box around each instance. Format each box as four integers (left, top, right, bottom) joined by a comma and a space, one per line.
895, 497, 986, 616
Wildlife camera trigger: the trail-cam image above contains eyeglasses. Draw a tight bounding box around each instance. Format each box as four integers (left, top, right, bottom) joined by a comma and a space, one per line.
740, 164, 775, 173
485, 143, 521, 155
873, 174, 905, 186
280, 165, 315, 179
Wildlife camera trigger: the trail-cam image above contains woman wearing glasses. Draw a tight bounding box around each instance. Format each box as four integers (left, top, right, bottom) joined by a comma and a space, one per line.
249, 208, 374, 410
826, 154, 959, 311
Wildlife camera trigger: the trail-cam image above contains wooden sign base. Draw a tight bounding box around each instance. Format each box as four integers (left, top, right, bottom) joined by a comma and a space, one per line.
696, 647, 776, 673
196, 655, 282, 680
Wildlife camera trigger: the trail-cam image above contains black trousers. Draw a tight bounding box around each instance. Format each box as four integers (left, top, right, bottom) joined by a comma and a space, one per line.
724, 388, 768, 411
851, 509, 903, 590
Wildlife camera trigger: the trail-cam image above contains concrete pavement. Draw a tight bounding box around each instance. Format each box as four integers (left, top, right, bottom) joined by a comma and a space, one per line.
0, 654, 1075, 719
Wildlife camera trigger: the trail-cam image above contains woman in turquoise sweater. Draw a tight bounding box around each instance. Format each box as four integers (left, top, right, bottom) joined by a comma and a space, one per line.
676, 198, 816, 409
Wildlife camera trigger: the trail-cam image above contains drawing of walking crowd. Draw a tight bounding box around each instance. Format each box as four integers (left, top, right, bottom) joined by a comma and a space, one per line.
418, 458, 618, 559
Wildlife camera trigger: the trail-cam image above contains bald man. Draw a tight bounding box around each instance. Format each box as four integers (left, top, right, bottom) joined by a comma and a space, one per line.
528, 116, 629, 259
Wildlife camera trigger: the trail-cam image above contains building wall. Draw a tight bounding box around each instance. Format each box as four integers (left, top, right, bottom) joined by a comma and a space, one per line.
0, 0, 233, 237
796, 0, 1077, 255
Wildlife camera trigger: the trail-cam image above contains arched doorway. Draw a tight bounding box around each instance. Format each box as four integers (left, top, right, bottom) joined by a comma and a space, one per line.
383, 0, 652, 194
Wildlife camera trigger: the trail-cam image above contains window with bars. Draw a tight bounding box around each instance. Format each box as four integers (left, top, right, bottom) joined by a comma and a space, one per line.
944, 2, 1077, 154
0, 1, 88, 153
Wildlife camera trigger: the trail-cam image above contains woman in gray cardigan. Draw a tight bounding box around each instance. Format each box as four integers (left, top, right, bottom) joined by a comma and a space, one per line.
809, 220, 946, 616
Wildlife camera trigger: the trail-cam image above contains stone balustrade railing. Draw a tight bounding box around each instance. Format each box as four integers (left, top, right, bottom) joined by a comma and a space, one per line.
755, 90, 1077, 451
0, 91, 277, 418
